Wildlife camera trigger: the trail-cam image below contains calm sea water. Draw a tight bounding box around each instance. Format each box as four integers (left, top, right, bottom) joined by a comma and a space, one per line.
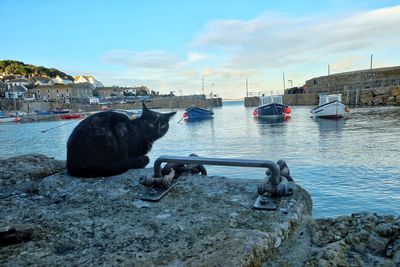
1, 101, 399, 218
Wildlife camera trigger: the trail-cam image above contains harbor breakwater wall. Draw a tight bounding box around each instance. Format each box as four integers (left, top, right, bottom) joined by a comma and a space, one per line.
0, 95, 222, 112
244, 86, 400, 107
1, 154, 399, 266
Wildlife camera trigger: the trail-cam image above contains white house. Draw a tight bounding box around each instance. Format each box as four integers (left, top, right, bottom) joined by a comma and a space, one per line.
124, 87, 137, 95
5, 85, 28, 99
74, 75, 103, 88
52, 76, 73, 85
89, 96, 100, 104
5, 78, 31, 88
23, 91, 36, 101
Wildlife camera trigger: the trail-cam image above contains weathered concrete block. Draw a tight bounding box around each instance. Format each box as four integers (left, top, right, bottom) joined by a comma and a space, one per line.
0, 154, 312, 266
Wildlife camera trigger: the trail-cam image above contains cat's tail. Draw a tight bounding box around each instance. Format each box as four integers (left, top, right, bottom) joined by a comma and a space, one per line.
67, 156, 149, 178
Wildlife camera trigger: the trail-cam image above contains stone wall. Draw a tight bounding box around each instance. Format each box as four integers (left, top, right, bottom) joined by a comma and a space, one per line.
0, 96, 223, 112
244, 96, 259, 107
356, 86, 400, 106
245, 87, 400, 107
244, 93, 319, 107
283, 93, 319, 106
305, 66, 400, 94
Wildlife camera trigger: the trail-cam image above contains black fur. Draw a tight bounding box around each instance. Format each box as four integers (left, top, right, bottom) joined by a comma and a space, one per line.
67, 103, 176, 177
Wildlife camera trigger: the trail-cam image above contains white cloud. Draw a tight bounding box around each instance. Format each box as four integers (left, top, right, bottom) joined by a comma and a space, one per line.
187, 52, 208, 62
193, 5, 400, 69
103, 50, 181, 69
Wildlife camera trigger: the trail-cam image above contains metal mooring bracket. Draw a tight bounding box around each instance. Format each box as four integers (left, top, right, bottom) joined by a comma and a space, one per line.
139, 155, 295, 210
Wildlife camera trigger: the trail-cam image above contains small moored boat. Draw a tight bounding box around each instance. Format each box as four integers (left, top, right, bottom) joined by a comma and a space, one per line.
60, 114, 81, 120
252, 95, 291, 120
0, 111, 20, 123
52, 108, 70, 114
33, 110, 51, 115
183, 106, 214, 120
311, 94, 350, 119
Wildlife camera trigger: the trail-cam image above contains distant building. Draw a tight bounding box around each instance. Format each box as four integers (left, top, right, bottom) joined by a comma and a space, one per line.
33, 83, 92, 102
32, 76, 54, 86
52, 76, 73, 85
94, 86, 125, 97
5, 77, 31, 88
23, 91, 36, 101
0, 81, 6, 98
89, 96, 100, 104
74, 75, 103, 88
4, 85, 28, 99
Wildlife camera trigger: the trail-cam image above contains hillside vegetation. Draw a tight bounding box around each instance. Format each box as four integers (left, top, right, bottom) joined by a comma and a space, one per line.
0, 60, 73, 80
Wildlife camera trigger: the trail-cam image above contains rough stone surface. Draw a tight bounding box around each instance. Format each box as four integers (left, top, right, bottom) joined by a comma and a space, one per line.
0, 153, 65, 186
0, 154, 312, 266
1, 154, 399, 266
306, 213, 400, 267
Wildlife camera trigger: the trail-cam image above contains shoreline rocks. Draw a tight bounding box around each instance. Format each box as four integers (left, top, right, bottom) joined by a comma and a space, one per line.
0, 154, 399, 266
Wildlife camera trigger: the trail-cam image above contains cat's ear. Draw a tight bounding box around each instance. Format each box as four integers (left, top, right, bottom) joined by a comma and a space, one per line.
141, 103, 149, 117
163, 111, 176, 120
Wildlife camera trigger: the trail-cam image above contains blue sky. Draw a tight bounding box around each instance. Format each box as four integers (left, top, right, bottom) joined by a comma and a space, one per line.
1, 0, 400, 98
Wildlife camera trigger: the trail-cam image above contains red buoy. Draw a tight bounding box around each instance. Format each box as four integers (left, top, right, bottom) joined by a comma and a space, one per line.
283, 106, 292, 114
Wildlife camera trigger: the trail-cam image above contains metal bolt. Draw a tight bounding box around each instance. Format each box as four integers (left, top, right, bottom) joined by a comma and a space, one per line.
260, 196, 268, 205
149, 189, 157, 195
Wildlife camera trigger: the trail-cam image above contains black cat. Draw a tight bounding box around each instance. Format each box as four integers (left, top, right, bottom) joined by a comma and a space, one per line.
67, 103, 176, 177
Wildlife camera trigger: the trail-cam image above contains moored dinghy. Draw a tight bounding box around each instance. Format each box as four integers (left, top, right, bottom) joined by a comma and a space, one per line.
183, 106, 214, 120
311, 94, 350, 119
252, 95, 292, 120
0, 111, 20, 123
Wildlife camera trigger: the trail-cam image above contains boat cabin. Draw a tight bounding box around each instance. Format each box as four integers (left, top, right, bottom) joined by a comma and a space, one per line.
319, 94, 342, 105
259, 95, 283, 106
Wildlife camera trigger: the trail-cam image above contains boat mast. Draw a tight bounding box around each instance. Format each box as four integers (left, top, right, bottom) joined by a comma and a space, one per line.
282, 73, 285, 93
201, 77, 205, 95
246, 77, 248, 97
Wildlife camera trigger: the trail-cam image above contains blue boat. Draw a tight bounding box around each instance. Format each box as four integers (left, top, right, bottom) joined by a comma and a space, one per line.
253, 95, 291, 119
183, 106, 214, 120
52, 108, 70, 114
33, 110, 51, 115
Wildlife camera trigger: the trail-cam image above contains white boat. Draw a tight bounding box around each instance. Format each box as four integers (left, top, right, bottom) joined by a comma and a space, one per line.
311, 94, 350, 119
0, 111, 20, 123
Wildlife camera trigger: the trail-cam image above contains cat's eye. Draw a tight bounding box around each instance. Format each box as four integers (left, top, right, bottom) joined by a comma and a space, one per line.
149, 123, 155, 127
160, 124, 166, 129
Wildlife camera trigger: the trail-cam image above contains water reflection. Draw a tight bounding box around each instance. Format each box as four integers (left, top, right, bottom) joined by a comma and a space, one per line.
255, 116, 288, 137
181, 117, 215, 139
314, 117, 345, 132
255, 116, 290, 125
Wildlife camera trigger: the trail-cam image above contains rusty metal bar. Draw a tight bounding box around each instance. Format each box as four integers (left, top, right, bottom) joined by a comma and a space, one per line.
153, 155, 281, 185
